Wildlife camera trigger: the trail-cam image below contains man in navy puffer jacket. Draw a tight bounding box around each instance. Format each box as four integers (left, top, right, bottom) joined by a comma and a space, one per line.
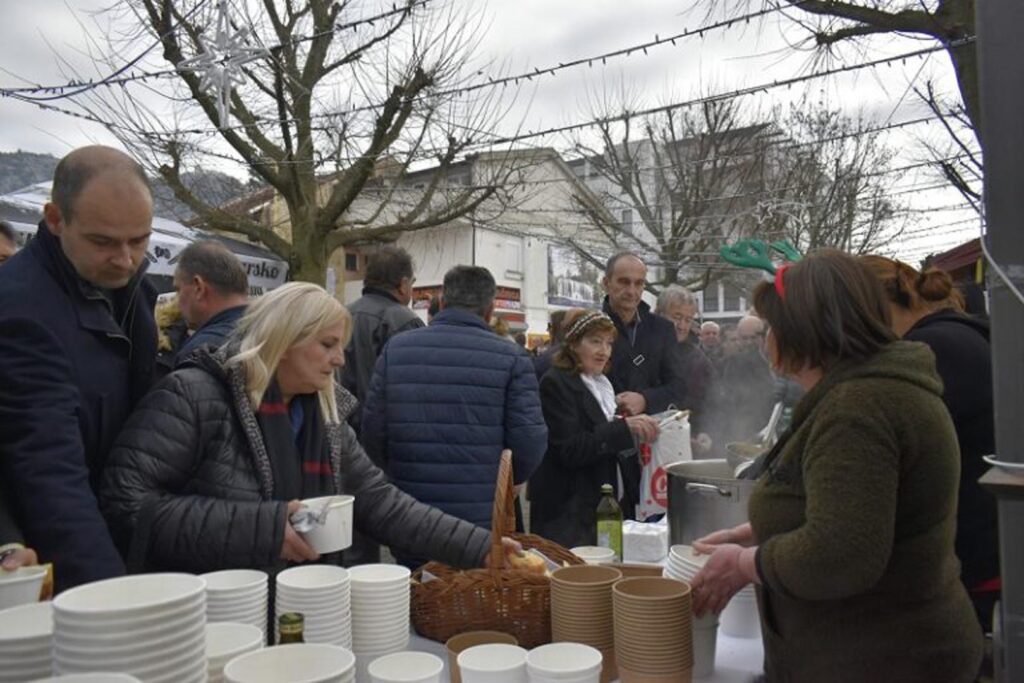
361, 265, 547, 565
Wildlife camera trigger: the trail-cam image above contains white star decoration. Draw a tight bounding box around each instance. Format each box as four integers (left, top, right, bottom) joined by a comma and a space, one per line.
177, 0, 267, 129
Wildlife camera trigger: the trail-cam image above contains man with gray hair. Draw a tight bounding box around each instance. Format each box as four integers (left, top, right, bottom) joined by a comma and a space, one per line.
655, 285, 714, 447
173, 240, 250, 364
361, 265, 547, 567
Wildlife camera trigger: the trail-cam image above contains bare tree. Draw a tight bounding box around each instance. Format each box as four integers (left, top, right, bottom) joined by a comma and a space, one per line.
564, 93, 903, 293
755, 102, 907, 255
703, 0, 981, 208
567, 97, 774, 292
59, 0, 520, 283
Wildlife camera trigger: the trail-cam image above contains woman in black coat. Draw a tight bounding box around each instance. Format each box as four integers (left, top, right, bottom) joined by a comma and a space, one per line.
101, 282, 509, 575
863, 255, 999, 630
529, 309, 660, 549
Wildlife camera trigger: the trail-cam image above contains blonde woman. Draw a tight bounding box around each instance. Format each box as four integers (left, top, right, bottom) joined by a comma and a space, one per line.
102, 282, 505, 574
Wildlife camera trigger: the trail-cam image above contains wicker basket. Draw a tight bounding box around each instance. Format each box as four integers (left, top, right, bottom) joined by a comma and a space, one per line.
411, 450, 584, 648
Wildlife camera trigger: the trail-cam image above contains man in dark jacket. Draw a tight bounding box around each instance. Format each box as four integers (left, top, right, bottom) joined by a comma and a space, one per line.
361, 265, 547, 565
341, 245, 423, 432
173, 240, 249, 364
0, 145, 158, 592
600, 252, 686, 516
601, 253, 687, 415
340, 245, 422, 564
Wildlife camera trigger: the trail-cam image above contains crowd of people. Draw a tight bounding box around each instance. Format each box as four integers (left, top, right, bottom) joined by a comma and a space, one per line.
0, 145, 999, 682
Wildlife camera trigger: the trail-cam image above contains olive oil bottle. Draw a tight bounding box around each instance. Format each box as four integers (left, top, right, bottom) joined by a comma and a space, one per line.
595, 484, 623, 562
277, 612, 305, 645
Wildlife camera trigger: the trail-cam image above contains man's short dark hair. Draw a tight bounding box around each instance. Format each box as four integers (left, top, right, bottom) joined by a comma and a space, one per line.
605, 251, 644, 278
0, 220, 16, 246
427, 296, 442, 318
548, 309, 568, 343
364, 246, 414, 290
443, 265, 496, 318
176, 240, 249, 297
51, 148, 150, 225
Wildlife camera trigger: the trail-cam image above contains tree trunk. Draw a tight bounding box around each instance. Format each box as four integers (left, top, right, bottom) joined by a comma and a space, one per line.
946, 40, 982, 146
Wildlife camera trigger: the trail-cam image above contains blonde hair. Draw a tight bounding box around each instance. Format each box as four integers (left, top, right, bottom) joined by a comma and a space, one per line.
228, 282, 351, 423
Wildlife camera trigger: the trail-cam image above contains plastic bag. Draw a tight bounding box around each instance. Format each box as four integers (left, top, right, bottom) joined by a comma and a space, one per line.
637, 410, 692, 521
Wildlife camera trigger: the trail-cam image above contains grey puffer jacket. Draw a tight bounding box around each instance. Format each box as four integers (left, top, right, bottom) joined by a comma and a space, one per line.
100, 347, 491, 574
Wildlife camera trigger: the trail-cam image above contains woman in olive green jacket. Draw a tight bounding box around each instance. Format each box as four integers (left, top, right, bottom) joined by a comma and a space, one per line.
690, 250, 983, 683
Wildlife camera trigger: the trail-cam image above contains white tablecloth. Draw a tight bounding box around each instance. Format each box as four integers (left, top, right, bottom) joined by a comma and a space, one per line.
406, 629, 764, 683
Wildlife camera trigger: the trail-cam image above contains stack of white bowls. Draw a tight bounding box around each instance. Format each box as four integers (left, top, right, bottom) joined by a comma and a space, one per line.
525, 643, 603, 683
664, 544, 720, 679
52, 573, 207, 683
0, 601, 53, 682
348, 565, 411, 679
206, 622, 264, 683
276, 565, 351, 648
202, 570, 269, 635
223, 643, 355, 683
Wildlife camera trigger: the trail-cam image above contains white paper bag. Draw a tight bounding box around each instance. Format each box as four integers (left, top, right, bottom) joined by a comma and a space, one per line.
637, 411, 692, 521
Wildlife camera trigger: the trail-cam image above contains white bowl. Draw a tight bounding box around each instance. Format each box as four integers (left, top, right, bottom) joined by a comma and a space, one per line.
348, 565, 410, 585
29, 675, 141, 682
526, 643, 602, 678
457, 644, 528, 683
202, 570, 268, 593
0, 566, 47, 609
278, 564, 351, 592
298, 496, 355, 554
54, 574, 205, 619
223, 643, 355, 683
0, 600, 53, 643
569, 546, 616, 566
368, 651, 443, 683
55, 605, 204, 647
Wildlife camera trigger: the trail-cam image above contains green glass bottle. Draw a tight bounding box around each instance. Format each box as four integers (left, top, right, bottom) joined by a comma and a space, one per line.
277, 612, 305, 645
595, 484, 623, 562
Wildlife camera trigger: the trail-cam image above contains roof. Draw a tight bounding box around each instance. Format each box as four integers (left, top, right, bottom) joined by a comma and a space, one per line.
929, 238, 981, 273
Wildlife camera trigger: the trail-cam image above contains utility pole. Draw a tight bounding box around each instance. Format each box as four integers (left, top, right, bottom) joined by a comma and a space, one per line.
976, 1, 1024, 681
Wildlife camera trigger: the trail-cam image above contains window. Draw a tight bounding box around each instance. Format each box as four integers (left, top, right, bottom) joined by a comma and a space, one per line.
621, 209, 634, 235
345, 253, 358, 272
703, 283, 720, 313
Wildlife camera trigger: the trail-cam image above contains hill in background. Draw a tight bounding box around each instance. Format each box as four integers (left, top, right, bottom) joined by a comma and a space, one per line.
0, 150, 259, 221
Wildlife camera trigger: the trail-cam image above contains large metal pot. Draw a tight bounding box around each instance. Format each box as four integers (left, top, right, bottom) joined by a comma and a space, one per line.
666, 459, 758, 546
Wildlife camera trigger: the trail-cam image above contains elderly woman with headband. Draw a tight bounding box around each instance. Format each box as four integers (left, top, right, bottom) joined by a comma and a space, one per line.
101, 282, 511, 574
528, 308, 660, 549
689, 250, 982, 682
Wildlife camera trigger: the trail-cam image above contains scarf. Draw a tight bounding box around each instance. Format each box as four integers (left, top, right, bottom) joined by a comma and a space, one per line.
257, 380, 334, 500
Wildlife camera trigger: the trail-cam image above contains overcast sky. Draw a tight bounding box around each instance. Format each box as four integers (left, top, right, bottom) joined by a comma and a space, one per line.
0, 0, 981, 262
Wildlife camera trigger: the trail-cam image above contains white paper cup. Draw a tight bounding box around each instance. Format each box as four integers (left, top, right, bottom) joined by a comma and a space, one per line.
0, 566, 46, 609
526, 643, 602, 682
692, 619, 719, 679
367, 651, 443, 683
720, 596, 761, 639
457, 644, 528, 683
570, 546, 616, 565
297, 496, 355, 554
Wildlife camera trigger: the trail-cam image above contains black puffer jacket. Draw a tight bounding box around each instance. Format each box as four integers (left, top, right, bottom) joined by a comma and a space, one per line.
100, 348, 491, 574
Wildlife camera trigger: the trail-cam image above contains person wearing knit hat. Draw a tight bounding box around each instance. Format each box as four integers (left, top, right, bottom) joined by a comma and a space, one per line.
529, 308, 660, 549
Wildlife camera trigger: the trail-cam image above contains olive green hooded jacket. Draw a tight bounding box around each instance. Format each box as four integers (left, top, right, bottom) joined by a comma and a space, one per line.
750, 341, 983, 683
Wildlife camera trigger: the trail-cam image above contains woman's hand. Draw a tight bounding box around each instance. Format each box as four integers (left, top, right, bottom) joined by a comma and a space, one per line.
281, 500, 321, 563
690, 544, 760, 617
0, 545, 38, 571
694, 522, 755, 549
483, 537, 524, 568
625, 415, 660, 443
